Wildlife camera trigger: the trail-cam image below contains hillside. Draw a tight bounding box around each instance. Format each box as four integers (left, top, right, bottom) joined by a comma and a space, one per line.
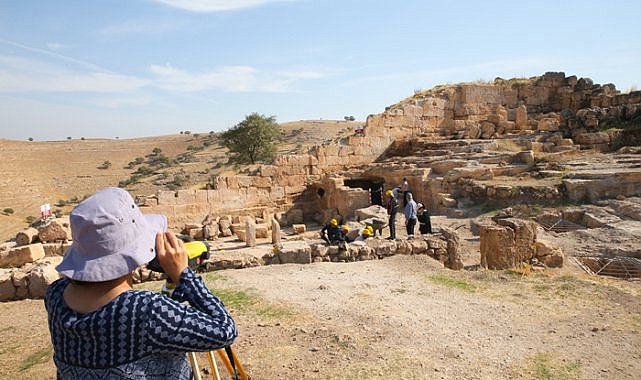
0, 120, 360, 240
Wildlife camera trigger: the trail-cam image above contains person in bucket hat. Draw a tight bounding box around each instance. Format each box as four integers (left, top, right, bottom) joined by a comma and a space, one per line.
45, 187, 237, 379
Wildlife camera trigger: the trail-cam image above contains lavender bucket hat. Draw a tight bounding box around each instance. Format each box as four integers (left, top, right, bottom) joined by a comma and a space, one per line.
56, 187, 167, 282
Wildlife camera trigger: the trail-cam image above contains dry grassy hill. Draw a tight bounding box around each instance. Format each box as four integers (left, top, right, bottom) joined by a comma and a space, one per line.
0, 120, 361, 241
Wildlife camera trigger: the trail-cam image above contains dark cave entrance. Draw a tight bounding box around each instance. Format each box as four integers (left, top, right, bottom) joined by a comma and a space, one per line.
344, 178, 385, 206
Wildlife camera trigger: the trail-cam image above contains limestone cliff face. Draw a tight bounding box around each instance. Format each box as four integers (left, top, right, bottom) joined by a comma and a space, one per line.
364, 72, 641, 148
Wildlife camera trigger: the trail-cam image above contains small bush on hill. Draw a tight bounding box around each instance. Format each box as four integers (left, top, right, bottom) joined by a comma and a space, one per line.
2, 208, 14, 215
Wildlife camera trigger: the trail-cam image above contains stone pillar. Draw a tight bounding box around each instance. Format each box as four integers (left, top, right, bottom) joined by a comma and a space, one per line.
245, 220, 256, 247
440, 227, 463, 270
271, 218, 281, 244
515, 105, 528, 130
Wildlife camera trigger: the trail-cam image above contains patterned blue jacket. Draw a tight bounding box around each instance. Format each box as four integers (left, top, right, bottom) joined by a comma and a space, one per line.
45, 268, 238, 379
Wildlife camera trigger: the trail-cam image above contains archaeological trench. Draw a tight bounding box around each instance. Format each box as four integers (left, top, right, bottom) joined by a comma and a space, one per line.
2, 71, 641, 301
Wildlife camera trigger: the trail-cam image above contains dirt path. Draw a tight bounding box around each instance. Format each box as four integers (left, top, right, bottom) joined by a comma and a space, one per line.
218, 255, 641, 379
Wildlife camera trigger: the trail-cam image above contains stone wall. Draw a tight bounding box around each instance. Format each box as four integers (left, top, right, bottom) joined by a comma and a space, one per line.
264, 229, 462, 269
365, 72, 641, 150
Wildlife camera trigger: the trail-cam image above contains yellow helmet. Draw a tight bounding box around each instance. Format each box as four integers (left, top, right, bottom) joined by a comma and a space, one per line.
385, 190, 393, 196
341, 225, 349, 232
330, 218, 338, 226
362, 228, 371, 236
366, 226, 373, 232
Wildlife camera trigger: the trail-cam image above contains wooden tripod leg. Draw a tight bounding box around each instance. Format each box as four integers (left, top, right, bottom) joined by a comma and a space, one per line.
187, 352, 203, 380
215, 347, 250, 380
228, 347, 249, 379
207, 351, 222, 380
215, 348, 235, 376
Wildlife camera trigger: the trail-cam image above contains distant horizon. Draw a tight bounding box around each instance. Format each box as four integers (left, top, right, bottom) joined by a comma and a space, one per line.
2, 1, 639, 140
0, 117, 363, 141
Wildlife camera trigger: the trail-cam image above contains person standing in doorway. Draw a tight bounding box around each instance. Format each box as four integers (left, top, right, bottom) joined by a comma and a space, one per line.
404, 192, 418, 237
386, 190, 399, 240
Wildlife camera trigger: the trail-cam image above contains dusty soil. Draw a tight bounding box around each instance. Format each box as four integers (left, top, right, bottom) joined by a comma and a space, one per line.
2, 218, 640, 380
0, 135, 198, 239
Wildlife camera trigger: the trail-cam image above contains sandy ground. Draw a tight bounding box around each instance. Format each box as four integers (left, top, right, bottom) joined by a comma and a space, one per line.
1, 218, 640, 380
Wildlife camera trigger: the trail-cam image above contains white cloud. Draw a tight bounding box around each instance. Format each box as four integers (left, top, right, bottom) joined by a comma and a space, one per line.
0, 38, 109, 72
0, 55, 150, 93
87, 96, 152, 109
152, 0, 290, 12
150, 64, 325, 93
151, 64, 256, 91
99, 19, 181, 37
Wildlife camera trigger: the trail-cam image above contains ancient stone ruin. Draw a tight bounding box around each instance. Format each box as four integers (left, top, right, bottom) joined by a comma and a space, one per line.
2, 71, 641, 301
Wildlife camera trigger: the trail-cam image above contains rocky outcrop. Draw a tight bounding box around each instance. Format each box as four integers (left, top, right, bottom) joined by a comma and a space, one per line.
37, 217, 71, 242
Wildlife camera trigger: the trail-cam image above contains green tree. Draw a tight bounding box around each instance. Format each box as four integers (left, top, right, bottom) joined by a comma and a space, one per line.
220, 113, 280, 164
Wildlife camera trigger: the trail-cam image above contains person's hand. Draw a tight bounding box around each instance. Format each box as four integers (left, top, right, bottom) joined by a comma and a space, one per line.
156, 231, 188, 284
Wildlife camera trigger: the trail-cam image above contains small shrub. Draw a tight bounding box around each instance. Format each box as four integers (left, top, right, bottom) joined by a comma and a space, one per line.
28, 137, 33, 141
152, 147, 162, 155
172, 174, 186, 187
118, 174, 141, 188
55, 200, 67, 207
2, 208, 14, 215
135, 166, 154, 175
25, 216, 36, 225
148, 154, 172, 167
97, 160, 111, 169
53, 209, 63, 218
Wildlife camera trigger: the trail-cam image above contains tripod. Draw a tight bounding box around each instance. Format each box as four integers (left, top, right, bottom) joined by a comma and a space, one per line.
188, 346, 250, 380
149, 238, 250, 379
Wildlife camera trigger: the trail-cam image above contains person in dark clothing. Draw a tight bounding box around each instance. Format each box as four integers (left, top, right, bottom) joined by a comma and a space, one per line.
417, 203, 432, 234
386, 190, 399, 240
320, 218, 343, 245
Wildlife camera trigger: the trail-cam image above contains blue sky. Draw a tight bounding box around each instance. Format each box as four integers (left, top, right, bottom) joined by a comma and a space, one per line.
1, 0, 639, 140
